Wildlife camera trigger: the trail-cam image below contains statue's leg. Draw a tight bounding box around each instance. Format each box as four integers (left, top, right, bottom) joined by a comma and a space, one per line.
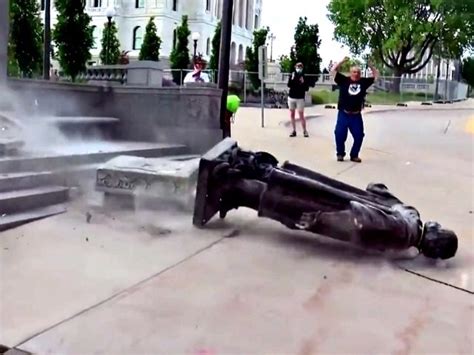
282, 162, 401, 207
282, 161, 370, 197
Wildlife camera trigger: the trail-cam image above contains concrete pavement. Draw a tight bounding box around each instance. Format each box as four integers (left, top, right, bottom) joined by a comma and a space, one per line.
1, 102, 473, 354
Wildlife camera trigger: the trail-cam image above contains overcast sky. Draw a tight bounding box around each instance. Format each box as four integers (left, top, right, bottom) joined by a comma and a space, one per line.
261, 0, 349, 67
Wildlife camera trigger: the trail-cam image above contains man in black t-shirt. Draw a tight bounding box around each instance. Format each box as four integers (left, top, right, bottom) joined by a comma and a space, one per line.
331, 57, 379, 163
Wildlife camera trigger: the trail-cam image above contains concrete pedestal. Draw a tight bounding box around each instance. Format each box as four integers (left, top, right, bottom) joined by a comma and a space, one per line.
126, 61, 163, 87
96, 155, 200, 210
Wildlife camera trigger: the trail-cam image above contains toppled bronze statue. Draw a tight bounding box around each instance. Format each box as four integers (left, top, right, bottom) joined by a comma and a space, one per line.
193, 139, 458, 260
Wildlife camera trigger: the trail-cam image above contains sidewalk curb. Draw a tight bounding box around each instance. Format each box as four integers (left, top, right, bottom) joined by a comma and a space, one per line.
364, 107, 474, 115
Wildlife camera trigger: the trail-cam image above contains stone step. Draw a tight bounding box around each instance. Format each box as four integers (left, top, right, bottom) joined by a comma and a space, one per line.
43, 116, 120, 140
42, 116, 119, 126
0, 203, 67, 232
0, 141, 188, 173
0, 171, 56, 192
0, 186, 69, 215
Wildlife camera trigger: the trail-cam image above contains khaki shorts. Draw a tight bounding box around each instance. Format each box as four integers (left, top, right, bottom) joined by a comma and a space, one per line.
288, 98, 305, 111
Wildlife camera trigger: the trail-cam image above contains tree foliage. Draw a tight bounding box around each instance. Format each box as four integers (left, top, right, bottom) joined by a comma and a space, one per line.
139, 17, 162, 61
328, 0, 474, 79
462, 57, 474, 87
279, 54, 293, 73
53, 0, 94, 81
290, 17, 322, 86
169, 15, 191, 84
245, 27, 269, 89
7, 41, 20, 77
209, 21, 221, 72
9, 0, 43, 77
99, 21, 121, 65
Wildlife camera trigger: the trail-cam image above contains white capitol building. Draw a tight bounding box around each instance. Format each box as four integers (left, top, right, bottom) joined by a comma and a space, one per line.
39, 0, 263, 66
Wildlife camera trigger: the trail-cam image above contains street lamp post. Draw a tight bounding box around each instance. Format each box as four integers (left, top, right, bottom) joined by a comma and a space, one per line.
218, 0, 234, 138
192, 32, 200, 58
43, 0, 51, 80
105, 6, 116, 65
269, 33, 276, 62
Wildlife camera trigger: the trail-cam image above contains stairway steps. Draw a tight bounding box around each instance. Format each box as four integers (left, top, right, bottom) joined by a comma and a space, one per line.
0, 186, 69, 215
0, 171, 58, 192
0, 142, 188, 173
0, 203, 67, 232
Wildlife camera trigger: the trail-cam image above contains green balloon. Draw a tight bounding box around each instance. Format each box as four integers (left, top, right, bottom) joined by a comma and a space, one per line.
227, 95, 241, 113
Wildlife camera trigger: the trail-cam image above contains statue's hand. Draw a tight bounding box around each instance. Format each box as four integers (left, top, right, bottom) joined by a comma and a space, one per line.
296, 212, 320, 230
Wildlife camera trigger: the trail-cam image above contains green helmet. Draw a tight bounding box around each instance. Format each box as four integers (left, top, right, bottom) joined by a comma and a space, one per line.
226, 95, 241, 114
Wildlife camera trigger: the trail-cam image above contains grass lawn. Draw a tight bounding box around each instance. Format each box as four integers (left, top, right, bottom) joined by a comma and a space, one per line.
311, 89, 434, 105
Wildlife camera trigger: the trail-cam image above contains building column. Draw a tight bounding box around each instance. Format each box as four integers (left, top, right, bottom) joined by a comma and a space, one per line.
0, 0, 9, 83
235, 0, 240, 26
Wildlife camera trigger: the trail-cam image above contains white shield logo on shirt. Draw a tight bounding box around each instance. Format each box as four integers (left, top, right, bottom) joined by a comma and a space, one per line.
348, 83, 361, 96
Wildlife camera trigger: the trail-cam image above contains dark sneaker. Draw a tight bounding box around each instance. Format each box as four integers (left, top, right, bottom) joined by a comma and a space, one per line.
289, 131, 297, 137
350, 157, 362, 163
304, 131, 309, 138
337, 155, 344, 162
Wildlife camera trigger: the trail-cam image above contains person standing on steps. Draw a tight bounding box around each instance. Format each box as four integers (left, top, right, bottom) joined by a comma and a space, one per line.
331, 57, 379, 163
287, 62, 309, 137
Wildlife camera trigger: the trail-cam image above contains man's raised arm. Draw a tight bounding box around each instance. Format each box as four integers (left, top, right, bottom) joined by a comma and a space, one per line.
368, 62, 379, 80
330, 56, 350, 76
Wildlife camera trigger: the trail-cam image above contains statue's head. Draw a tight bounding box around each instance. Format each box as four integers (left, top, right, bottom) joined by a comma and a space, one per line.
420, 221, 458, 260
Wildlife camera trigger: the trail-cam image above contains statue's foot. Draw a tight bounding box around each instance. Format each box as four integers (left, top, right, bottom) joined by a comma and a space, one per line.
419, 222, 458, 260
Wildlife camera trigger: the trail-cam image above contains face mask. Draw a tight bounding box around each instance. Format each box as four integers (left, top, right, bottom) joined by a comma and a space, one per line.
296, 68, 303, 74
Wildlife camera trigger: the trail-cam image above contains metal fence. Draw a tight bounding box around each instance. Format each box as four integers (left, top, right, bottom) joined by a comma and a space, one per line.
163, 69, 470, 107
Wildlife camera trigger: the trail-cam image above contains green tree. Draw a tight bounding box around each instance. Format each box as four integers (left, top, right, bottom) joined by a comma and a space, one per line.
139, 17, 162, 61
53, 0, 94, 81
209, 21, 221, 82
7, 42, 20, 77
328, 0, 474, 92
462, 57, 474, 87
169, 15, 191, 84
245, 26, 269, 89
99, 21, 121, 65
279, 54, 293, 73
291, 17, 322, 87
9, 0, 43, 77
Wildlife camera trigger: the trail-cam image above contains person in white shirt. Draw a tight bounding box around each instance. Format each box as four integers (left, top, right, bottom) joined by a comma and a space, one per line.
184, 56, 210, 84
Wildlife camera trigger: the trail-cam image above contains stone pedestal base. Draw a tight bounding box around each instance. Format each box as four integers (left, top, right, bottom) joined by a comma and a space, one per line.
96, 155, 200, 211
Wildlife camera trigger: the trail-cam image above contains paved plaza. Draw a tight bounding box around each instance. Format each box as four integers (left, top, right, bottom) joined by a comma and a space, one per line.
1, 102, 473, 354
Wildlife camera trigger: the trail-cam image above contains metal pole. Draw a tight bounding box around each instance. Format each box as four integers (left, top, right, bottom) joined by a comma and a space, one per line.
193, 40, 197, 58
243, 70, 247, 103
444, 59, 449, 101
0, 0, 9, 83
261, 81, 265, 127
269, 33, 275, 62
434, 55, 441, 101
218, 0, 234, 138
43, 0, 51, 80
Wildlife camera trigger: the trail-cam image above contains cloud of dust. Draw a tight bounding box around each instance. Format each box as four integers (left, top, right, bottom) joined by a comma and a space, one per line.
0, 84, 110, 156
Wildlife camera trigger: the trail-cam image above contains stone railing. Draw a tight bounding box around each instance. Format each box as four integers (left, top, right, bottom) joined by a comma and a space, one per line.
78, 61, 164, 87
78, 65, 128, 84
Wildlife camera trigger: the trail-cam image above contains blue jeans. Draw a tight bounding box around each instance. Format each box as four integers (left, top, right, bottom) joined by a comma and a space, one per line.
334, 110, 365, 158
